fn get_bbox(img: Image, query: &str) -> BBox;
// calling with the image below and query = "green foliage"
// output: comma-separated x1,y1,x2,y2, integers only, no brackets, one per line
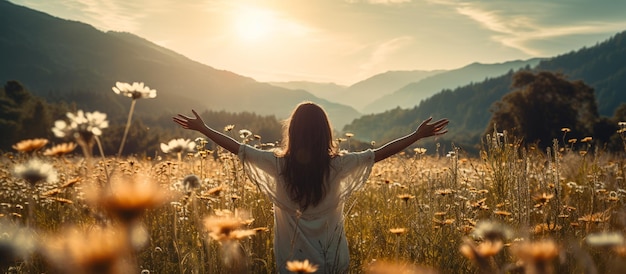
0,81,59,149
486,71,599,149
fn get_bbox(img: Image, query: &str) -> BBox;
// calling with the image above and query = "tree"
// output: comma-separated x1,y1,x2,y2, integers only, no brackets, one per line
486,71,599,149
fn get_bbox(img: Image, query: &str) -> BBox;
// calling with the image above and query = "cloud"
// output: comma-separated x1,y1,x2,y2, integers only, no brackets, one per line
345,0,412,5
359,36,413,72
450,1,626,56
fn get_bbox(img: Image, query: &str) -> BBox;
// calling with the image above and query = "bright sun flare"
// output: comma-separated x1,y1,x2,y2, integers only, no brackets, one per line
233,7,276,41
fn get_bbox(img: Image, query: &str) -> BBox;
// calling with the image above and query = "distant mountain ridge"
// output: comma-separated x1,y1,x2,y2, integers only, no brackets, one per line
362,59,543,113
271,70,444,112
0,1,360,127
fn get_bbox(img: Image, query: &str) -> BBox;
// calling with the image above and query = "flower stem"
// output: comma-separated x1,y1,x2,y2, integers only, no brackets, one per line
118,99,137,157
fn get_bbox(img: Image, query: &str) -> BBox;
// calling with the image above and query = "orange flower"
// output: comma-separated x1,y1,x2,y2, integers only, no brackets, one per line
286,259,319,273
90,175,169,224
43,142,77,156
43,226,131,274
12,138,48,152
389,228,407,235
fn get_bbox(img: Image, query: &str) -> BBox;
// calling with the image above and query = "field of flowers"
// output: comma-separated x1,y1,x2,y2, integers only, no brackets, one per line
1,82,626,273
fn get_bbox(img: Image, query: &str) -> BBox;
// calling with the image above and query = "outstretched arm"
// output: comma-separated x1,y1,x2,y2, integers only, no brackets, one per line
172,109,241,154
373,117,449,162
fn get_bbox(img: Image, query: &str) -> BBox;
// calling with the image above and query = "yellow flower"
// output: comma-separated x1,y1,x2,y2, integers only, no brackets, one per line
389,228,407,235
43,226,131,274
511,239,559,263
43,142,77,156
581,136,593,142
286,259,319,273
12,138,49,152
90,174,169,224
397,194,415,203
435,188,454,196
203,214,251,242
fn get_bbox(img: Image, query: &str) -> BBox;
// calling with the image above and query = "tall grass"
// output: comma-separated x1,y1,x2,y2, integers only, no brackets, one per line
1,125,625,273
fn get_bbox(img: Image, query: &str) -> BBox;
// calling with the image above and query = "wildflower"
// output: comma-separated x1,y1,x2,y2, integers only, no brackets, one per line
160,138,195,154
239,129,252,140
182,174,201,192
511,239,559,274
413,147,427,154
460,238,502,273
52,110,109,138
345,133,354,138
112,82,156,156
586,232,624,248
460,238,504,259
112,81,157,99
286,259,319,273
229,229,257,240
12,138,48,152
471,220,512,242
204,215,247,242
469,198,489,210
43,226,131,274
224,124,235,132
534,193,554,204
397,194,415,203
578,211,609,223
389,228,407,235
0,221,36,267
13,158,59,187
494,210,512,217
365,260,436,274
435,188,454,196
533,223,562,234
207,185,225,196
43,142,77,156
581,136,593,143
90,174,169,224
561,128,571,133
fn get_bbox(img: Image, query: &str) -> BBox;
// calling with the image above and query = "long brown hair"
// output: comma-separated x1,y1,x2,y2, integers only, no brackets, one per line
280,102,337,210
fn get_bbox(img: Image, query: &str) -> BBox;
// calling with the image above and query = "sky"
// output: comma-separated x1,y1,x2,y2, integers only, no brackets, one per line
9,0,626,85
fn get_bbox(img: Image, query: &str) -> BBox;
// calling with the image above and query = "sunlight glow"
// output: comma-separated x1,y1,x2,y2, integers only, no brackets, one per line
233,7,276,41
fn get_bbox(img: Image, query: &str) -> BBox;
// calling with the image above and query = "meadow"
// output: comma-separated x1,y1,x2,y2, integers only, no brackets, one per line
2,82,626,273
2,126,626,274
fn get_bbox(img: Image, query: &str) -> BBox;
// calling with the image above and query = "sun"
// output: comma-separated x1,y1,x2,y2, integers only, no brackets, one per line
233,7,276,41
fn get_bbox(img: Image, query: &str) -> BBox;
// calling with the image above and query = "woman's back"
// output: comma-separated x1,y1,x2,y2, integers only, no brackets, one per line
239,145,374,273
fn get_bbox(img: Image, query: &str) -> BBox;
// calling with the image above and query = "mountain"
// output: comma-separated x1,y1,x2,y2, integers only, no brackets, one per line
0,1,360,128
268,81,348,103
271,70,444,112
362,59,543,114
343,30,626,150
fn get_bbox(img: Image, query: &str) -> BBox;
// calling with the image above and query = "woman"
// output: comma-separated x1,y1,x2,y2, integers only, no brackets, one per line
173,102,448,273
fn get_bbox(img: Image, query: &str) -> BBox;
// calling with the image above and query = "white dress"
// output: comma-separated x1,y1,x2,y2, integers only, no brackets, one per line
238,144,374,273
